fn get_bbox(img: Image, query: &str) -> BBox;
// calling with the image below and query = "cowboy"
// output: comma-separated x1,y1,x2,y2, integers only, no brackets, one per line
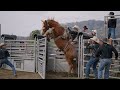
91,30,97,36
107,12,117,39
95,38,118,79
85,36,100,79
83,26,88,33
0,43,17,77
70,25,80,43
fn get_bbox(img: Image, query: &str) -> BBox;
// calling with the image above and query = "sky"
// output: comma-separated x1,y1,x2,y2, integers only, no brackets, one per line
0,11,120,36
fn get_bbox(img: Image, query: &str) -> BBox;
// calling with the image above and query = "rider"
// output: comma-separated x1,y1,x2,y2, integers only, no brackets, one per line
70,25,80,43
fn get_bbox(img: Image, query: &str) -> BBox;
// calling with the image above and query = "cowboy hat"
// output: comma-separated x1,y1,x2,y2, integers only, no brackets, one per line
0,43,6,47
73,25,79,29
101,38,110,44
83,26,88,29
109,12,114,15
90,36,100,43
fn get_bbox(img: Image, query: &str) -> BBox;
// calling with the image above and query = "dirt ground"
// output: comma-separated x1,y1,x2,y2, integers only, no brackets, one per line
3,69,118,79
0,69,80,79
0,68,42,79
46,71,81,79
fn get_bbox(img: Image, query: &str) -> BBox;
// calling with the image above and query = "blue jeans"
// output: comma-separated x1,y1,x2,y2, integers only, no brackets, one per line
108,28,116,39
0,58,16,76
85,57,99,79
98,59,112,79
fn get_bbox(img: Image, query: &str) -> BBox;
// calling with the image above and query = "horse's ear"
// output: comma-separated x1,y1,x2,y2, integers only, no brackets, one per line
45,20,47,23
41,20,44,23
51,17,54,20
48,17,50,20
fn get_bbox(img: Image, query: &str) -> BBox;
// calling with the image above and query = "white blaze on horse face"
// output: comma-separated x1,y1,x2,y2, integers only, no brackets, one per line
43,28,53,36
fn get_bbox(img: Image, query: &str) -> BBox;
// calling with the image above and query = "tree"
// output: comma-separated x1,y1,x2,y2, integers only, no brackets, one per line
29,30,41,40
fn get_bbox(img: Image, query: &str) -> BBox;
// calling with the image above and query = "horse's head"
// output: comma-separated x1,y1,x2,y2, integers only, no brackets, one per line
41,19,58,41
42,20,49,35
41,19,53,41
41,19,69,41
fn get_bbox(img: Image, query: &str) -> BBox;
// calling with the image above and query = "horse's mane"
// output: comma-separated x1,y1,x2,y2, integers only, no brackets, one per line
47,19,59,26
47,19,65,36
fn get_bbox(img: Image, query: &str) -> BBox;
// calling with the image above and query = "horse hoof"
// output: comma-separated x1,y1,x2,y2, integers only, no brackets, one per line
68,73,75,77
68,74,71,77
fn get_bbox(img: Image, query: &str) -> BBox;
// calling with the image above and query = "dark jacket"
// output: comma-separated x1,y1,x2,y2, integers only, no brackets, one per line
69,31,78,40
1,48,10,58
87,43,100,58
108,17,117,28
0,48,5,59
95,44,118,59
67,27,78,40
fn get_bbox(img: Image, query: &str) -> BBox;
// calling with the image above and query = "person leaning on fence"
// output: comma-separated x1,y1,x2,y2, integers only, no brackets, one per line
0,43,17,77
85,36,100,79
95,38,118,79
91,30,97,36
107,12,117,39
68,25,80,44
83,26,88,33
72,25,80,41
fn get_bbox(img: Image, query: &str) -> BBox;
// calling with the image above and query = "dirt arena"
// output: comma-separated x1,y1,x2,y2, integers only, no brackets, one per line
2,69,118,79
0,69,80,79
0,68,41,79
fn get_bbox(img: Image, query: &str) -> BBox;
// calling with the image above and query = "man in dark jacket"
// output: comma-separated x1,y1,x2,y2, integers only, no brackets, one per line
95,38,118,79
85,36,100,79
108,12,117,39
0,43,17,77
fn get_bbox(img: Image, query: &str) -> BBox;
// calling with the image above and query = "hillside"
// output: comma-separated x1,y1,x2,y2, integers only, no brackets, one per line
65,19,120,38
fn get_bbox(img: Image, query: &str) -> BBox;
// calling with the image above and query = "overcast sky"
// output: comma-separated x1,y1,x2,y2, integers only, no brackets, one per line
0,11,120,36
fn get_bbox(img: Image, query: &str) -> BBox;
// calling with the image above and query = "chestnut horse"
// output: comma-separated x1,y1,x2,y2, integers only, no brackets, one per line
41,19,77,75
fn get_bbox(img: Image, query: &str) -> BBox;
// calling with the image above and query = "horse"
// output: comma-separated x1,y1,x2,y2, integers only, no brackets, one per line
41,19,77,76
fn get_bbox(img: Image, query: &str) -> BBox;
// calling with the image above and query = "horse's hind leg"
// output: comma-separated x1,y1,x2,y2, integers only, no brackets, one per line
68,63,73,77
72,61,77,77
67,60,75,77
67,58,77,77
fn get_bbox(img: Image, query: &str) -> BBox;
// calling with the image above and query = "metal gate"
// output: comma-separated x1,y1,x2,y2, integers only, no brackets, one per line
3,40,36,72
36,37,47,79
79,35,120,79
77,35,83,78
